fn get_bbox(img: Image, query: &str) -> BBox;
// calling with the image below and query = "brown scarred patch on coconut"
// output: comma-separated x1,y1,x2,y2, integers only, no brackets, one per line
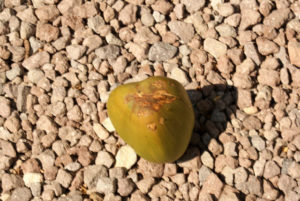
126,89,176,116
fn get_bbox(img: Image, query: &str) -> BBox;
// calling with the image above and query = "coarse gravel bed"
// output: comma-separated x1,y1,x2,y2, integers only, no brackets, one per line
0,0,300,201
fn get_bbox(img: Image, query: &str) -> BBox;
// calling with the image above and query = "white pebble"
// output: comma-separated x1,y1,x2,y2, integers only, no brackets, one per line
115,145,137,169
102,117,115,132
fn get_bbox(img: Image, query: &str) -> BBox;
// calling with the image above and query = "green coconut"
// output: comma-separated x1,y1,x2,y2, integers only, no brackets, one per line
107,76,195,163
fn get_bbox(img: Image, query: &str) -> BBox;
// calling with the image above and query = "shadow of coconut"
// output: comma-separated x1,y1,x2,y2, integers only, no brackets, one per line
176,84,238,165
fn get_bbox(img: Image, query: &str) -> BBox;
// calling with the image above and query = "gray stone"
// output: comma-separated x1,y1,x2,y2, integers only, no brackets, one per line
148,42,177,61
95,45,120,60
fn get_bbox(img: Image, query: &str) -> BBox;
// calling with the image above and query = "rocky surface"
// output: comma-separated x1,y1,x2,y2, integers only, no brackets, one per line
0,0,300,200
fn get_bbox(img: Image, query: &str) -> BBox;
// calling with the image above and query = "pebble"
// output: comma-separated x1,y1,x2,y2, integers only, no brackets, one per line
66,44,87,60
152,11,165,23
36,115,58,134
278,174,297,194
10,187,32,201
216,24,237,37
263,179,279,200
264,129,279,141
96,177,117,194
199,165,212,186
6,64,21,80
243,116,262,130
244,42,262,66
221,166,235,185
151,0,173,15
253,160,266,177
2,173,24,192
224,142,237,157
256,37,279,56
177,147,202,169
168,21,195,43
117,178,135,196
4,113,21,133
263,160,280,179
27,69,44,84
201,173,224,199
148,42,177,61
219,185,240,201
218,3,235,17
104,193,122,201
240,9,261,30
118,4,137,25
251,136,266,151
16,7,37,24
22,51,50,70
95,151,115,168
181,0,205,13
263,8,291,29
201,151,214,169
93,123,109,140
169,67,189,86
36,22,59,42
95,45,120,60
115,145,137,169
208,138,223,156
258,69,280,86
288,41,300,67
84,165,108,189
234,167,248,184
102,117,115,132
137,158,164,178
137,177,155,194
23,172,43,186
204,38,227,59
247,175,262,196
0,97,11,118
287,161,300,178
35,5,60,22
56,169,73,188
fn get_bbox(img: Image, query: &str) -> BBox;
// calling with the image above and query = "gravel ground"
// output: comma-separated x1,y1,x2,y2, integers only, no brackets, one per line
0,0,300,200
